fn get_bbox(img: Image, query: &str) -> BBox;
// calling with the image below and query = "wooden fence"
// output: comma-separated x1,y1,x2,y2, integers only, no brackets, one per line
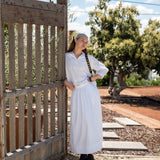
0,0,67,159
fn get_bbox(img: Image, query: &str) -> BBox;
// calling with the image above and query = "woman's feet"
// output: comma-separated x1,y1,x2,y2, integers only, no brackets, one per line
88,154,94,160
79,154,94,160
79,154,88,160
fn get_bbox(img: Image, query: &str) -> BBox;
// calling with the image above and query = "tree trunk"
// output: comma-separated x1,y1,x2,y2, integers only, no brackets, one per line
112,72,127,99
108,71,114,96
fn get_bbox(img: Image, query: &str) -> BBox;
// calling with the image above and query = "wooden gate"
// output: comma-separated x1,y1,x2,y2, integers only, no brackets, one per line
0,0,67,159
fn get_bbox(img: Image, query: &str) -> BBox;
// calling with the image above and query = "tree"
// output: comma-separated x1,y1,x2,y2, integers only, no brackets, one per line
86,0,144,99
142,19,160,76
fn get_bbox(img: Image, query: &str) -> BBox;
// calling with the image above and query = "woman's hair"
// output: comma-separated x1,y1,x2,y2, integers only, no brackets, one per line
67,33,88,54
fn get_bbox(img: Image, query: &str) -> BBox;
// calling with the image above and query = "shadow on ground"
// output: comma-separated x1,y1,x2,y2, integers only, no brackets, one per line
65,153,79,160
101,95,160,110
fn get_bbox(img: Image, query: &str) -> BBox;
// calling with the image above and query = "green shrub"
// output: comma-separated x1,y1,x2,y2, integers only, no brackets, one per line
126,73,160,86
96,74,109,86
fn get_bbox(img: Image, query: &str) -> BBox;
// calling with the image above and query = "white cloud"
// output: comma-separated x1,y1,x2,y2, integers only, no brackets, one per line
85,5,95,12
139,16,160,33
146,0,160,3
69,6,86,18
136,5,155,14
85,0,98,3
108,1,156,14
151,16,160,20
108,1,132,9
68,22,91,36
140,19,149,33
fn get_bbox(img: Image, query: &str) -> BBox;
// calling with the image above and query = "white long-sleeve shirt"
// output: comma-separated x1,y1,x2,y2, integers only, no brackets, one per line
65,51,108,87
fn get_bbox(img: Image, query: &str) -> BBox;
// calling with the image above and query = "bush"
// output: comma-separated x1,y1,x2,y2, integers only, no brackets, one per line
126,73,160,86
96,74,109,86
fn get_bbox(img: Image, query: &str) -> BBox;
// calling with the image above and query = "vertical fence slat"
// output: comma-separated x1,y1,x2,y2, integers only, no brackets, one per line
62,4,67,153
27,24,33,144
35,25,41,141
57,27,63,134
8,22,16,152
18,23,25,148
50,26,56,136
2,22,6,154
0,19,5,160
43,25,49,138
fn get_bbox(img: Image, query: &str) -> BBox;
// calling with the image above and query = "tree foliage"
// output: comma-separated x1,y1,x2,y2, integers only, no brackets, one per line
142,19,160,76
86,0,145,98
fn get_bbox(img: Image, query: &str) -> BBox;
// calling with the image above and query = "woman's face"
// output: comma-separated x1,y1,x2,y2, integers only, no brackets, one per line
75,36,88,50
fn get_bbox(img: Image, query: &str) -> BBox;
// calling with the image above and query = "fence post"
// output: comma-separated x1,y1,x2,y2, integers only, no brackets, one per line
0,0,5,159
57,0,68,156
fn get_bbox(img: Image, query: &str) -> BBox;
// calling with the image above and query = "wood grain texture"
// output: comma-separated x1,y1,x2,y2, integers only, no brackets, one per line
50,26,56,136
2,4,64,26
0,0,67,159
8,23,16,152
27,24,33,144
0,15,5,160
43,25,49,138
35,25,41,141
18,23,25,148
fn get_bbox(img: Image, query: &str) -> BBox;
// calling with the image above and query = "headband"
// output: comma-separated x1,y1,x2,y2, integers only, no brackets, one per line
74,33,88,39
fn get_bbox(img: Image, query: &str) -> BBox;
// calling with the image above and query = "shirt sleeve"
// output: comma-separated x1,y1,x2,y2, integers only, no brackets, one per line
89,55,109,79
65,54,72,83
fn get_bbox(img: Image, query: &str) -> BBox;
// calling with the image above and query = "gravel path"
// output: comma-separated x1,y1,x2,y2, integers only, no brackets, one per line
101,106,160,156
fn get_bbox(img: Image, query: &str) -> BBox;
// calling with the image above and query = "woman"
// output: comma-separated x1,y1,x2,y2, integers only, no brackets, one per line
65,33,108,160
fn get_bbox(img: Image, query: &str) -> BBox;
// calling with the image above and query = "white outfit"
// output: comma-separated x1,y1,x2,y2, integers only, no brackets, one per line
65,51,108,154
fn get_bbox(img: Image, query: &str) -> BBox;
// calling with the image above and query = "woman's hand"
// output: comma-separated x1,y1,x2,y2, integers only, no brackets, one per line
64,79,75,91
88,74,101,82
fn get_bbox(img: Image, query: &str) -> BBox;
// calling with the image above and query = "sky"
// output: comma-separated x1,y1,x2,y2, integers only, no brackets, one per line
42,0,160,37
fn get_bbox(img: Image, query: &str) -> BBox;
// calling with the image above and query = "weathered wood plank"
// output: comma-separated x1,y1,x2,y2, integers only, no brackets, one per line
50,26,56,136
43,25,49,138
35,25,41,85
5,133,64,160
8,23,16,152
24,153,30,160
18,23,25,149
0,15,5,160
27,24,33,144
47,152,65,160
64,87,68,154
57,0,68,5
35,25,41,141
57,88,63,134
1,22,7,154
27,24,32,87
57,1,67,153
4,81,63,99
2,22,5,91
2,4,65,26
63,4,68,154
57,27,64,134
1,0,64,13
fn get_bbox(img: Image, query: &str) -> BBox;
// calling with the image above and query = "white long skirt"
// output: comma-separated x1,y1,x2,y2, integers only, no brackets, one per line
70,81,103,154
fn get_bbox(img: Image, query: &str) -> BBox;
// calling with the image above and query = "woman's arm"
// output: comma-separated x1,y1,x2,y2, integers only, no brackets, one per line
89,55,109,79
64,79,75,90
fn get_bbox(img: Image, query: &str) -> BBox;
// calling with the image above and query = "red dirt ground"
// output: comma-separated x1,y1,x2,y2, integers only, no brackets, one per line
98,86,160,122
